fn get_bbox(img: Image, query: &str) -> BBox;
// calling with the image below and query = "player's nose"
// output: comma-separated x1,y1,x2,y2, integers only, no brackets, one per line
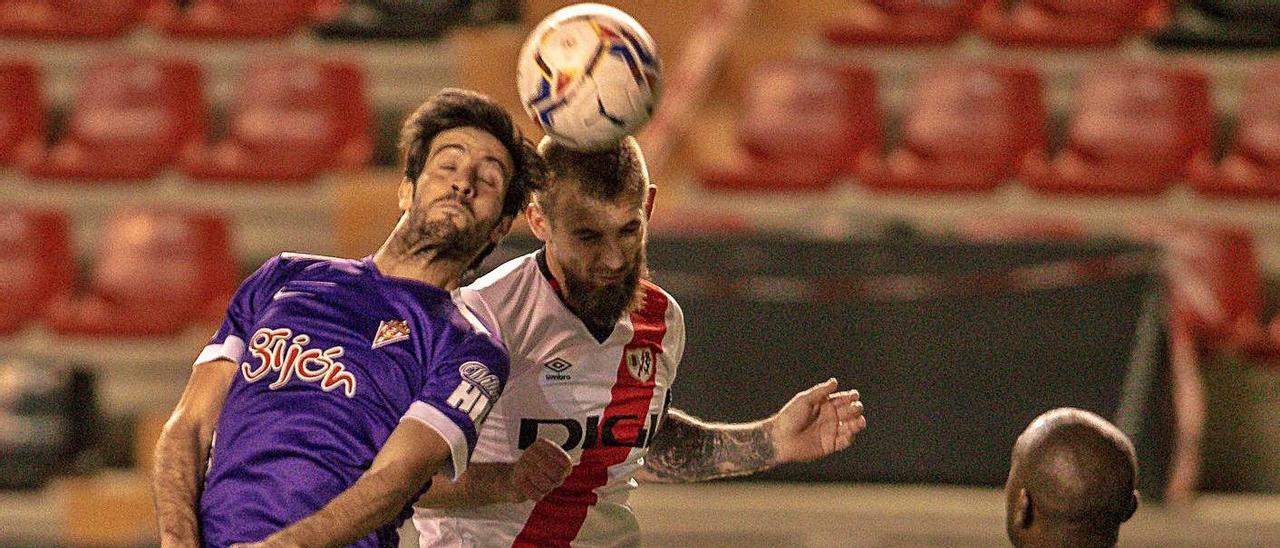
450,168,477,199
598,244,626,272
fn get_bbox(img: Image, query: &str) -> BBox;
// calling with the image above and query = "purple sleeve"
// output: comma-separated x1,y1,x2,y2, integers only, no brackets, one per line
400,333,509,480
193,255,287,367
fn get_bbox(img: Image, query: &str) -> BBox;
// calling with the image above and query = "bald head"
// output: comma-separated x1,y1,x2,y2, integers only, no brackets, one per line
1006,408,1138,548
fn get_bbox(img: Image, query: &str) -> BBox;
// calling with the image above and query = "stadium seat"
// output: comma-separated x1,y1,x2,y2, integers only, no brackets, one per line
0,62,44,166
1153,0,1280,49
860,63,1046,193
146,0,319,39
0,0,147,39
1192,65,1280,200
42,210,236,337
311,0,470,41
22,57,206,181
698,61,880,192
823,0,979,47
1023,63,1213,196
180,57,372,183
1132,223,1280,362
976,0,1169,48
0,208,72,335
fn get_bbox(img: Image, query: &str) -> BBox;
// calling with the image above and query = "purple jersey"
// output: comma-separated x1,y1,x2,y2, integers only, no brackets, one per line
195,253,508,547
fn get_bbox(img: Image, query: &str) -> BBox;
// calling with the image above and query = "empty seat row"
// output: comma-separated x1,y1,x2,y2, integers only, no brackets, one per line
825,0,1280,50
0,207,235,337
826,0,1168,48
0,0,333,40
0,0,478,41
0,55,371,182
700,60,1280,199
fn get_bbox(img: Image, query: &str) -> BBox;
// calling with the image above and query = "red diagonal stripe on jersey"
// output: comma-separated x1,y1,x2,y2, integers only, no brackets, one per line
513,282,669,547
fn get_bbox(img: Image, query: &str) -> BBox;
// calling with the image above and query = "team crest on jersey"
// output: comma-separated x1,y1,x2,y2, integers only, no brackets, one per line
241,327,356,398
372,320,411,349
625,347,656,383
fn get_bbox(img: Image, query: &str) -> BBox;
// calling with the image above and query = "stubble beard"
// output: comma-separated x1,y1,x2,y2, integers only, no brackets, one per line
397,205,494,264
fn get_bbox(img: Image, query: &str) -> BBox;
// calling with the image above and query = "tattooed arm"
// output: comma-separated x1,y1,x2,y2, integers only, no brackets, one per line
634,408,775,482
635,379,866,483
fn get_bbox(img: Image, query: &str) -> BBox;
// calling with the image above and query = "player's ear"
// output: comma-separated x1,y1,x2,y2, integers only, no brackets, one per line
527,202,549,242
1015,488,1033,529
1123,490,1139,522
397,177,415,212
643,184,656,219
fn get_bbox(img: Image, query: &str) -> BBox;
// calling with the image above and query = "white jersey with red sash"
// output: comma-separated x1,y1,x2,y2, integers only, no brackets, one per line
414,250,685,547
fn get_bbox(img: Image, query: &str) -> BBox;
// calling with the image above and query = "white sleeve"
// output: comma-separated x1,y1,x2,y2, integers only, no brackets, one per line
454,286,502,342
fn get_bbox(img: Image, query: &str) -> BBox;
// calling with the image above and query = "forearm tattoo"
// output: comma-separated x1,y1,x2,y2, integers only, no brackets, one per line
640,408,775,483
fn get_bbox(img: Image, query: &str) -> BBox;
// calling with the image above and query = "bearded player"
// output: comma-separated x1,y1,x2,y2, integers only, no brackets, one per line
151,89,551,547
412,136,867,547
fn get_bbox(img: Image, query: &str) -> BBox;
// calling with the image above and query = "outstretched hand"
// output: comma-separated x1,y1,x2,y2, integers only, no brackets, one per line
511,438,572,502
769,378,866,464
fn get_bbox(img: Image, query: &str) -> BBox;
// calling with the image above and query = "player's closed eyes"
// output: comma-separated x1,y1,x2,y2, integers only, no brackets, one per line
477,165,503,189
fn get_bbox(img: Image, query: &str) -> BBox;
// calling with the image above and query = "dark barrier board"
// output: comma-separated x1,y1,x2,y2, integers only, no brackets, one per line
477,234,1169,489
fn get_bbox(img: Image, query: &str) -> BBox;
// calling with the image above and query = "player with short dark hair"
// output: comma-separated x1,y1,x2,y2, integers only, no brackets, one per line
412,136,867,547
151,88,547,547
1005,407,1139,548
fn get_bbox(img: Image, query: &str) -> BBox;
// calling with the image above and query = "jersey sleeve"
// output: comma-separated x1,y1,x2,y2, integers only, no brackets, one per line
453,286,502,341
400,332,509,480
193,255,288,367
665,295,687,370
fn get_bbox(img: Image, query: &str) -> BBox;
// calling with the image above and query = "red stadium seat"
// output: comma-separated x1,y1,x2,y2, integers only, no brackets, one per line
1132,223,1280,363
1023,63,1213,196
699,61,880,192
824,0,979,47
22,57,206,181
0,0,147,39
976,0,1168,48
43,210,236,337
860,63,1046,193
146,0,317,39
0,208,72,335
180,57,372,183
0,62,44,166
1192,65,1280,200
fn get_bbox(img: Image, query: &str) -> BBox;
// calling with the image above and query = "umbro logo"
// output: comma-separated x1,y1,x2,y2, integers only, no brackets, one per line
543,358,572,381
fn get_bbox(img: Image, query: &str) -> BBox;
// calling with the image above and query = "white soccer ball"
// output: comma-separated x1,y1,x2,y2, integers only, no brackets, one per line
516,3,662,151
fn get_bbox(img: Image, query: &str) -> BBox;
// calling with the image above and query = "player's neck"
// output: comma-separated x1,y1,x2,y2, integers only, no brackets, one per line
370,244,468,291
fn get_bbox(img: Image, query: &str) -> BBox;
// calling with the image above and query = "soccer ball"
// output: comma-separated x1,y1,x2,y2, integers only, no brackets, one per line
516,3,662,151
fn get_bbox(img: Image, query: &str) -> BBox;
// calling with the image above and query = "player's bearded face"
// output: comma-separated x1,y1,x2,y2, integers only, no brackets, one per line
398,128,512,262
548,194,649,327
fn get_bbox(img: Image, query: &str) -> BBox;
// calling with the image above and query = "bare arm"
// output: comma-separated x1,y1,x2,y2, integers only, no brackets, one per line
416,438,571,509
152,358,238,546
635,379,865,483
245,420,450,548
